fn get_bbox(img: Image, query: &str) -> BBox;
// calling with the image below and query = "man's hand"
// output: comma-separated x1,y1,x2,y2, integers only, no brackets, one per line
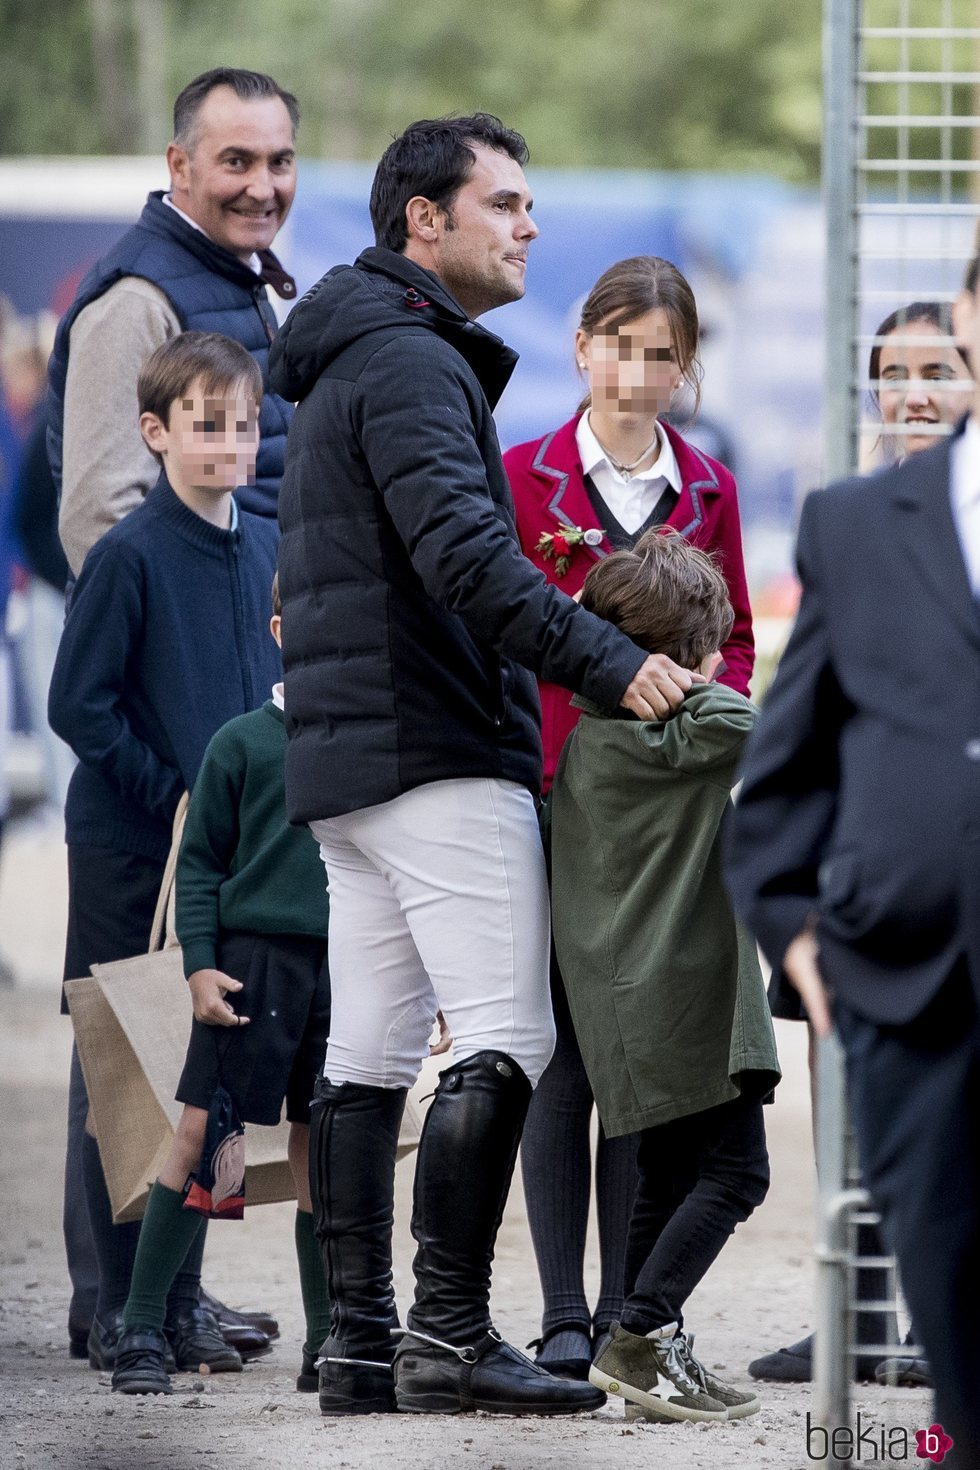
188,968,249,1027
621,654,706,720
783,926,832,1039
429,1009,452,1056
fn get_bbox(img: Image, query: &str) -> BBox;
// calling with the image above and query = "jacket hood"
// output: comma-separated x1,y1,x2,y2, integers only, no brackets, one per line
268,246,519,408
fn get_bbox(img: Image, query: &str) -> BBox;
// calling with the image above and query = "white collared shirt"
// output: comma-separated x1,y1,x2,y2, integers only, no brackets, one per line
272,681,285,711
575,413,681,535
950,414,980,594
163,193,262,276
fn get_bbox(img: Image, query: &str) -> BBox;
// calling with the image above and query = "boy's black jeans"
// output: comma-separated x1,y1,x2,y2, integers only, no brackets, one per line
620,1093,770,1336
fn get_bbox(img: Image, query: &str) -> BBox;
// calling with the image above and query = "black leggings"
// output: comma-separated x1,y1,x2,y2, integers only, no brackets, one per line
519,951,638,1335
621,1093,770,1335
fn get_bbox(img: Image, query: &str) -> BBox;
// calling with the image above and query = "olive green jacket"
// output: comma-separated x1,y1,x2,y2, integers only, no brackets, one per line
550,682,781,1139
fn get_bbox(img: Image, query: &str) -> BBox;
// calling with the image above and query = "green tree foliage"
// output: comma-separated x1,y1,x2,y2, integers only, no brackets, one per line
2,0,822,179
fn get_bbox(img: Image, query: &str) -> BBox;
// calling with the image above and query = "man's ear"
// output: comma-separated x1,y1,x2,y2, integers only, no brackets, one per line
166,140,189,196
139,410,167,456
404,195,441,244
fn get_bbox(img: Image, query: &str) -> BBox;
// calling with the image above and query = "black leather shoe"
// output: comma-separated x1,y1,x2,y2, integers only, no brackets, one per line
394,1328,606,1415
199,1287,280,1342
111,1326,172,1395
165,1305,243,1373
87,1309,126,1370
69,1326,90,1360
297,1346,319,1393
526,1321,593,1381
89,1310,177,1372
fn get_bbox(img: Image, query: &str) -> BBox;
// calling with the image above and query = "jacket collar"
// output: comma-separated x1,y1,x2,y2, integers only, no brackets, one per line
891,417,979,647
529,414,724,556
355,247,519,408
141,191,296,298
143,472,242,554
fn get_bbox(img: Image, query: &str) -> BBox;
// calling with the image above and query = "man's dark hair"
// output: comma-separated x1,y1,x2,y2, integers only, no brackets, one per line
369,113,529,253
138,331,263,425
173,68,300,148
581,528,733,671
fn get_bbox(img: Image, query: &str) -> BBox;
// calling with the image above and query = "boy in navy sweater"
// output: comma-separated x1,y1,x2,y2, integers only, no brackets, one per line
49,332,281,1375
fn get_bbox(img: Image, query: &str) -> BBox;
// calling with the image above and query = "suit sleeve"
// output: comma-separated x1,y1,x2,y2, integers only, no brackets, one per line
724,494,853,973
47,541,185,821
352,337,647,710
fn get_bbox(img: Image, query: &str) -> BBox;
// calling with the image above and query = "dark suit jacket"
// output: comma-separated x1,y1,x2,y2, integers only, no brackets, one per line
726,423,980,1026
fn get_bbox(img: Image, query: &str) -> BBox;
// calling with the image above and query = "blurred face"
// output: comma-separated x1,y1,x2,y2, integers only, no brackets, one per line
140,376,259,491
167,86,297,261
576,307,683,417
424,144,538,317
877,316,973,456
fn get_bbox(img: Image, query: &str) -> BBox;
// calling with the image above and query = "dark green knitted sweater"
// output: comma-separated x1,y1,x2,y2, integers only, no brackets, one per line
176,699,329,977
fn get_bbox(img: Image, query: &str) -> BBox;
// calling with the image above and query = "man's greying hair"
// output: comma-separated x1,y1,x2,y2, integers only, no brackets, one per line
370,113,529,254
173,68,300,148
581,529,733,672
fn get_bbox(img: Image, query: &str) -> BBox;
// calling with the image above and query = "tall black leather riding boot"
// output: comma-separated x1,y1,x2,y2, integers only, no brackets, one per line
309,1077,406,1414
395,1050,605,1415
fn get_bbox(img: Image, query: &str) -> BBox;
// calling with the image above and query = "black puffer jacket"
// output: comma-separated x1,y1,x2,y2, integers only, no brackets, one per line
270,248,646,822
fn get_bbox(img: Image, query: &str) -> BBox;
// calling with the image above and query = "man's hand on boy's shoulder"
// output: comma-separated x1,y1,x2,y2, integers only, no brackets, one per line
621,654,706,721
187,968,250,1027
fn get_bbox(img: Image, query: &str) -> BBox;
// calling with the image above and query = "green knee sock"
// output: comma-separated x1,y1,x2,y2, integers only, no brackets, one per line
295,1208,332,1355
123,1182,204,1331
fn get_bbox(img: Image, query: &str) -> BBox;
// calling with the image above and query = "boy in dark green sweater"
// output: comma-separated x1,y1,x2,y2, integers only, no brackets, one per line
551,530,780,1425
112,574,332,1396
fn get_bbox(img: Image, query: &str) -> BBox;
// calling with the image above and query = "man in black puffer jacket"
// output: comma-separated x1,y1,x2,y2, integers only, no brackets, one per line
271,114,702,1419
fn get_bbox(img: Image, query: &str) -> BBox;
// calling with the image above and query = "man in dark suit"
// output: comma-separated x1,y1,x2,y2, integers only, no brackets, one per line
726,241,980,1462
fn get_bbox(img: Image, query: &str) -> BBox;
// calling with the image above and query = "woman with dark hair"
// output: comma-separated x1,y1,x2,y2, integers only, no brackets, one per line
868,300,971,464
504,255,754,1380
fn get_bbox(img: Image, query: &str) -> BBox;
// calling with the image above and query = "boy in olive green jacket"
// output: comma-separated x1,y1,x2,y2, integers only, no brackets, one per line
550,529,780,1427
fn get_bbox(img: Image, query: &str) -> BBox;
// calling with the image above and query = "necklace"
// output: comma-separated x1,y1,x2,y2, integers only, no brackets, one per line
592,424,660,481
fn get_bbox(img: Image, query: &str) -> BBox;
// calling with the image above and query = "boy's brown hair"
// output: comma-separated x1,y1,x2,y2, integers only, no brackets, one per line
271,571,281,618
581,527,733,669
137,331,263,427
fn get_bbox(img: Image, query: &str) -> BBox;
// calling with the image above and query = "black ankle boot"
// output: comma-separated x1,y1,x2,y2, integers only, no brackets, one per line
309,1077,406,1414
396,1050,604,1415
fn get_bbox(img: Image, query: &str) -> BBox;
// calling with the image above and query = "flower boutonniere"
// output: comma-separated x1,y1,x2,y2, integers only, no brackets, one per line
535,524,604,578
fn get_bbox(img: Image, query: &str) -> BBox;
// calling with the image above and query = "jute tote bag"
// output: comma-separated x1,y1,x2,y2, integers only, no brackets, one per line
65,795,423,1223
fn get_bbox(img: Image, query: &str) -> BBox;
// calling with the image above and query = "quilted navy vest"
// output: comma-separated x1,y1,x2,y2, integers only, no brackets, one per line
47,190,294,519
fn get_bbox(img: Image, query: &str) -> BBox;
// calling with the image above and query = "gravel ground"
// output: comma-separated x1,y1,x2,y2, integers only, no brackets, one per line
0,820,930,1470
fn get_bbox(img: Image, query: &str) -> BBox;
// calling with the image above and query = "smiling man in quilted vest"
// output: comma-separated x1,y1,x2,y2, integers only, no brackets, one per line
48,64,297,1369
47,65,299,576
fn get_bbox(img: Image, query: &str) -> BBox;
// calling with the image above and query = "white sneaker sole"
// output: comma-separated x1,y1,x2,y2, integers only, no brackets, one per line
589,1365,726,1423
624,1395,760,1423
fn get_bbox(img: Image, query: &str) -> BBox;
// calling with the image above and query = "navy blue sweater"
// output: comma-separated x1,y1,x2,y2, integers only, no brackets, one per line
49,475,281,861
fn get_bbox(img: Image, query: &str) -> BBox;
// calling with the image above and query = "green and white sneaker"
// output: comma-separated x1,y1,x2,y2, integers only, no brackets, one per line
625,1330,760,1421
589,1322,726,1423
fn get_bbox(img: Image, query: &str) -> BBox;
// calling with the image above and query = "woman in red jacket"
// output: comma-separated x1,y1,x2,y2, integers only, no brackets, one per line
505,255,754,1380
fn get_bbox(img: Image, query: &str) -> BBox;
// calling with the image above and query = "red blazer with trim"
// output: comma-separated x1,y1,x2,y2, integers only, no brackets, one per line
504,414,755,792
